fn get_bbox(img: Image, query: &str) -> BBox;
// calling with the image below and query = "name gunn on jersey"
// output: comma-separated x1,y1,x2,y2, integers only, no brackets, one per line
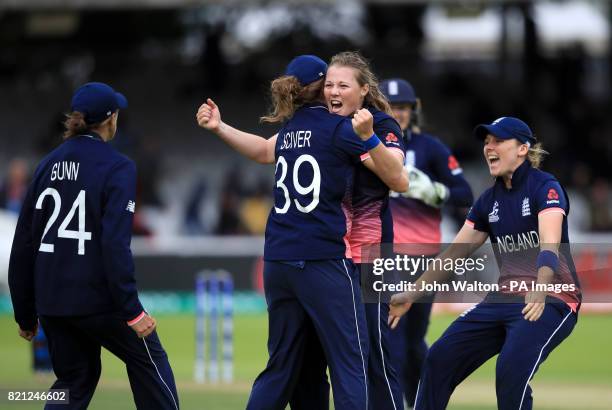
496,230,540,254
279,130,312,150
51,161,80,181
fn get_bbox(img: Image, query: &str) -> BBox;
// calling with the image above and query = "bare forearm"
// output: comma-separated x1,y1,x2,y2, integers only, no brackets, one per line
215,122,273,164
366,147,408,192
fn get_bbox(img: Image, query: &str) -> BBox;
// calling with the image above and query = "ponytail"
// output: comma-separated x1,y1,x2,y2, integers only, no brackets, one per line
527,142,548,169
261,76,323,124
63,112,89,139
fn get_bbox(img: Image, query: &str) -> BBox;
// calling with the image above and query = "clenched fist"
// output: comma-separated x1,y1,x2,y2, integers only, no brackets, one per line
196,98,222,133
352,108,375,141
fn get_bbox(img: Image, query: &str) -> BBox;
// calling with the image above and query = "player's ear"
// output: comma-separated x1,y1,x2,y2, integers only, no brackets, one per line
361,83,369,97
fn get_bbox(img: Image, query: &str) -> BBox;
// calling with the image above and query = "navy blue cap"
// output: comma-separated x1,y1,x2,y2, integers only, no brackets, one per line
380,78,417,105
285,55,327,86
474,117,536,145
71,82,128,125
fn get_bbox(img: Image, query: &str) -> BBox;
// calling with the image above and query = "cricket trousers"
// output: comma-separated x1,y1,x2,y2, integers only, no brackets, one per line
246,259,370,410
414,301,576,410
290,261,404,410
39,313,179,410
387,261,435,409
388,301,432,408
361,258,403,410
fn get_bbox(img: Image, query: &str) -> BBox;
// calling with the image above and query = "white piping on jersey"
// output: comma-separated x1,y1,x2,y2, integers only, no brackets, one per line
377,290,398,410
518,308,572,410
308,105,329,111
342,259,369,410
142,338,179,410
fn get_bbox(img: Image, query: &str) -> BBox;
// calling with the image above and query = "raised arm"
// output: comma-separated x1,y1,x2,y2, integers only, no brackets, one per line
352,108,408,192
388,222,488,328
196,98,276,164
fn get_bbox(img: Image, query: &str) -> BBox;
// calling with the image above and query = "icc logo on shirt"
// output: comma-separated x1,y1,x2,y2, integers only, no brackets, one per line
488,201,500,223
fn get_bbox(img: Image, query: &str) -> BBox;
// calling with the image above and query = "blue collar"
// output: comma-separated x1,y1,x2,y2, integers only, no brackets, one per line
79,131,104,142
496,160,531,190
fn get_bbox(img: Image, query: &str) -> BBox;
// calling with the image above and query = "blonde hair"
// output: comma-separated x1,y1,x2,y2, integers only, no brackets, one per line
329,51,392,116
261,76,324,124
527,142,548,169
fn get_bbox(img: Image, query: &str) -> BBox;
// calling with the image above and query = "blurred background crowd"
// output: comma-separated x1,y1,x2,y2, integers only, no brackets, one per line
0,0,610,240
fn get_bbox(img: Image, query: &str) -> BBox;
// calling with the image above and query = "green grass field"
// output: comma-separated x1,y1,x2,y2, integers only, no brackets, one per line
1,312,611,409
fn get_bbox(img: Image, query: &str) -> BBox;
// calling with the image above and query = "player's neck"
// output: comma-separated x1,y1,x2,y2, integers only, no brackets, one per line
90,127,113,142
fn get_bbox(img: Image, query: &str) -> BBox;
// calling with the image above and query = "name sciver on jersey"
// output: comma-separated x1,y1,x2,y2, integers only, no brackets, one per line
279,130,312,150
51,161,80,181
264,104,365,261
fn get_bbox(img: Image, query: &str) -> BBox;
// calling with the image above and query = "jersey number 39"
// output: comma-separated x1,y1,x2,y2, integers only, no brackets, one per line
275,154,321,214
35,188,92,255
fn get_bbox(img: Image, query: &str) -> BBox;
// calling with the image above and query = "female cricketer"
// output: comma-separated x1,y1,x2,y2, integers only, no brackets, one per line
293,51,408,410
8,82,179,410
196,55,407,410
380,77,473,408
389,116,580,410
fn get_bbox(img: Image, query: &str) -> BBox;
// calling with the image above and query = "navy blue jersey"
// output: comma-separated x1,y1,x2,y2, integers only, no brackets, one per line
349,107,404,263
466,160,580,309
390,131,473,246
263,103,364,260
9,133,143,330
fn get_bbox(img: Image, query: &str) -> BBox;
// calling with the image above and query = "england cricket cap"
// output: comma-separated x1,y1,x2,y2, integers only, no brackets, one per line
285,55,327,86
71,82,128,125
380,78,417,105
474,117,536,146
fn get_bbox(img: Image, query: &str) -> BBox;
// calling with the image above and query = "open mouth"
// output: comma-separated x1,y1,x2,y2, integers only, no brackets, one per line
330,100,343,114
488,155,500,166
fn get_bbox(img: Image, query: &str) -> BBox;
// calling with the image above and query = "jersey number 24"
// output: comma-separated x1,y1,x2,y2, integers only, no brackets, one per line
35,188,92,255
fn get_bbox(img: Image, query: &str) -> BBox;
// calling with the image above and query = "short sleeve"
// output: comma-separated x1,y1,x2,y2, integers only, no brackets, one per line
535,180,568,216
333,118,366,157
360,117,404,162
465,194,489,232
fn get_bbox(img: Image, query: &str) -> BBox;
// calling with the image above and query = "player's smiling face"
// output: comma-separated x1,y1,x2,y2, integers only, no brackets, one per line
483,134,528,178
324,65,369,116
